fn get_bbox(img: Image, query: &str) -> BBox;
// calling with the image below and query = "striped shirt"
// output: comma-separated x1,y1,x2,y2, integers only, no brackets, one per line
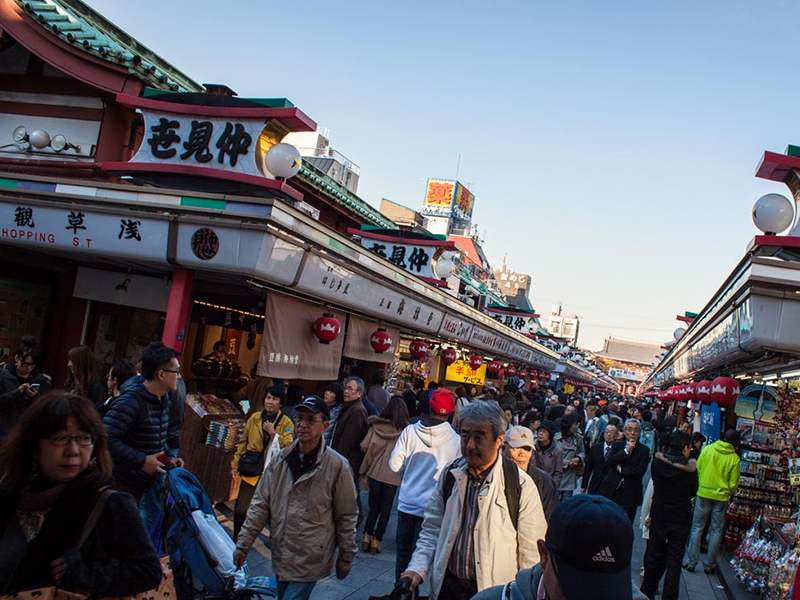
447,468,487,581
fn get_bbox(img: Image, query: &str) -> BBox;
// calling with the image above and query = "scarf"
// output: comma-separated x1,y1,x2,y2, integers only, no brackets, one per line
16,480,67,542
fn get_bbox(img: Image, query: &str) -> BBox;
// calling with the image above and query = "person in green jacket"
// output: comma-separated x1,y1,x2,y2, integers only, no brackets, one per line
683,429,741,573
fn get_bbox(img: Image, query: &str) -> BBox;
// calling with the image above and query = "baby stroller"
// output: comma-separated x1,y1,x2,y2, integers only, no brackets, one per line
152,468,274,600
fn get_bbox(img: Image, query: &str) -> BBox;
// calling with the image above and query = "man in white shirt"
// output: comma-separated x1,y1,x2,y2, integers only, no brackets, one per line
389,388,461,580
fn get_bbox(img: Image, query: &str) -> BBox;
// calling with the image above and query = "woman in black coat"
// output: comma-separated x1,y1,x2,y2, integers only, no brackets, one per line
0,391,161,597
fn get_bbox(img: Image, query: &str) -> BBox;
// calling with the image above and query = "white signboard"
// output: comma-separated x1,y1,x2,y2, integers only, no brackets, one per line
132,110,267,179
173,223,304,285
438,313,474,342
0,201,168,263
358,238,439,281
470,325,512,355
609,367,647,381
484,308,539,334
296,253,445,333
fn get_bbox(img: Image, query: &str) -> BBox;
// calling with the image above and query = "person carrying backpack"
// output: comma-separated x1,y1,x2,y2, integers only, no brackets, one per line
400,401,547,600
639,410,657,457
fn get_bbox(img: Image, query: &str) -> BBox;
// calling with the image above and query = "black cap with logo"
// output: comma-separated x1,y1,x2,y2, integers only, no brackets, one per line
545,494,633,600
295,395,331,420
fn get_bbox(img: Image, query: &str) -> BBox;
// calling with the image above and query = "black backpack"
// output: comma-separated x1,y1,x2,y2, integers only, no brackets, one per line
441,456,522,530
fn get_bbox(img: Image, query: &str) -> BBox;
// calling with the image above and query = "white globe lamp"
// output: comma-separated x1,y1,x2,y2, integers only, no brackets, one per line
752,193,794,235
29,129,50,150
434,255,455,279
673,327,686,340
265,143,301,179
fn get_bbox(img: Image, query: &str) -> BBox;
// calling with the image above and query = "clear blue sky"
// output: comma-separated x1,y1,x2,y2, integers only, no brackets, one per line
90,0,798,350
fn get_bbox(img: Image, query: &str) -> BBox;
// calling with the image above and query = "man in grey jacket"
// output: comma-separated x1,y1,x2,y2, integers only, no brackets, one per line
234,396,358,600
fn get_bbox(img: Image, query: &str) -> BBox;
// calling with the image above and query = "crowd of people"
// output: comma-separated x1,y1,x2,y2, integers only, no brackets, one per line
0,336,742,600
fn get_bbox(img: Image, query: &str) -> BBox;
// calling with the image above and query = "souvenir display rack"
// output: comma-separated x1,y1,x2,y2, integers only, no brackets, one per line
180,393,244,503
731,517,799,599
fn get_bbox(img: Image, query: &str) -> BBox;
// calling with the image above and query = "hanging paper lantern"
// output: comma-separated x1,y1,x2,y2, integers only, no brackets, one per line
469,355,483,371
313,313,341,344
696,379,713,403
685,381,698,401
666,387,675,400
487,360,501,374
506,365,517,378
370,328,393,354
441,347,458,366
409,340,429,360
518,368,528,379
710,377,739,407
674,385,687,401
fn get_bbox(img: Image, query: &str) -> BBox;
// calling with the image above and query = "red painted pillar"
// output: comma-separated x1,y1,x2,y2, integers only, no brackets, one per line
162,268,194,353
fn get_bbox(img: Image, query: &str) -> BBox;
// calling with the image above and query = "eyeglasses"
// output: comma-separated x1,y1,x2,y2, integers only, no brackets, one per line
161,369,182,376
295,414,323,425
45,434,96,446
344,386,360,392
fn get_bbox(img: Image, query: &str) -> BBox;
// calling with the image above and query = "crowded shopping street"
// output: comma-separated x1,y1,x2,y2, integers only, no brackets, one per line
3,1,800,600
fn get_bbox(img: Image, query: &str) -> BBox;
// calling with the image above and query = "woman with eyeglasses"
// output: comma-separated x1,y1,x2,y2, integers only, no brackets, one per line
0,336,50,441
231,385,294,541
0,391,161,597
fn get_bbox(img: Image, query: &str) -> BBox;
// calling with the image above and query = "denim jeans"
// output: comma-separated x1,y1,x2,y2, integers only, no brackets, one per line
365,477,398,541
685,496,728,569
395,510,425,581
276,581,316,600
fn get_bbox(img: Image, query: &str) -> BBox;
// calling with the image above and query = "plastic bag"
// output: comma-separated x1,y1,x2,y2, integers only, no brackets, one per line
190,510,248,590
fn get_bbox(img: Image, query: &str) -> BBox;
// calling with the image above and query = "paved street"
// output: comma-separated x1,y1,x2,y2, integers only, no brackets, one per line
219,491,730,600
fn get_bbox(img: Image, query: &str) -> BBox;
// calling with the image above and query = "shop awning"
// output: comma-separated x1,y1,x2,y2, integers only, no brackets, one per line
0,172,562,368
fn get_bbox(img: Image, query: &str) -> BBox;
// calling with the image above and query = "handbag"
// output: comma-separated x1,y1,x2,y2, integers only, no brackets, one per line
1,490,175,600
368,580,428,600
238,413,272,477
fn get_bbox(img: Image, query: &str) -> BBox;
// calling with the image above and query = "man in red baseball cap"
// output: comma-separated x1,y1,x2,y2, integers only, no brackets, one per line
389,386,461,581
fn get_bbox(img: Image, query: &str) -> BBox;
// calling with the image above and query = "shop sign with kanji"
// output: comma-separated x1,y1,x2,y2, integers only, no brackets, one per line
0,202,169,263
130,110,266,178
420,178,476,220
445,360,487,386
484,307,540,335
349,228,457,287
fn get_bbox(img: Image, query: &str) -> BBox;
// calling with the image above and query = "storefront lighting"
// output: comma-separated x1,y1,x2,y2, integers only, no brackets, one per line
265,143,301,179
6,126,82,154
752,193,794,235
761,373,779,381
780,368,800,378
193,300,264,319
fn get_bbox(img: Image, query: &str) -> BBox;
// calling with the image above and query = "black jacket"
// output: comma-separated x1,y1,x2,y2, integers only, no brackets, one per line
581,440,614,494
103,376,171,493
0,480,161,597
650,452,698,526
525,464,559,522
0,362,49,439
597,440,651,507
331,400,368,474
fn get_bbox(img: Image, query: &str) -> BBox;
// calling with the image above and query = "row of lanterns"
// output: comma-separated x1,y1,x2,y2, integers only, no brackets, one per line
656,377,739,407
313,314,551,381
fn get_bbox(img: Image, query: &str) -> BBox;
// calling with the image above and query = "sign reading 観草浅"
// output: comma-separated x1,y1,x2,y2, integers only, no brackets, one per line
131,111,266,179
0,201,169,263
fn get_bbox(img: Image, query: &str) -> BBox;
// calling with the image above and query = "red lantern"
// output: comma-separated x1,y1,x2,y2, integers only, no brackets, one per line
409,341,429,360
666,387,675,400
696,380,713,403
469,355,483,371
370,329,393,354
441,348,458,366
488,360,501,374
506,365,517,378
518,368,528,379
313,313,341,344
685,382,698,401
710,377,739,407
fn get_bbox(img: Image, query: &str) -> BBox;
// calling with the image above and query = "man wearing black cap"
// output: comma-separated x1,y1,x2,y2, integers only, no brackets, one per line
471,495,648,600
234,396,358,600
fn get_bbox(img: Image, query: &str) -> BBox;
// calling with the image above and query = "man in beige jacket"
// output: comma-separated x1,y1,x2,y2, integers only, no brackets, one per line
234,396,358,600
401,401,548,600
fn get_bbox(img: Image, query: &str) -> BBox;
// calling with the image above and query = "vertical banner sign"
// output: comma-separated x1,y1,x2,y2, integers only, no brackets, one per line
700,402,721,443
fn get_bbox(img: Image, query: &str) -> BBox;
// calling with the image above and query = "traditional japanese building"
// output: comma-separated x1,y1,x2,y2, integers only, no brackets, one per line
594,337,661,396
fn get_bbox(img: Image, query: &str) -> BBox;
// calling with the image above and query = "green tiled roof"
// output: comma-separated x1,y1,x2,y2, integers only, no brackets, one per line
298,161,396,229
17,0,203,92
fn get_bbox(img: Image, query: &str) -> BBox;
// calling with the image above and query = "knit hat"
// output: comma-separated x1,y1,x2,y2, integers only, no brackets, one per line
429,388,455,415
538,420,557,437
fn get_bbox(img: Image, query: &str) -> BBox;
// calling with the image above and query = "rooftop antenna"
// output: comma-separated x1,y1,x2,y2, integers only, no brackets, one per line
455,152,461,180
